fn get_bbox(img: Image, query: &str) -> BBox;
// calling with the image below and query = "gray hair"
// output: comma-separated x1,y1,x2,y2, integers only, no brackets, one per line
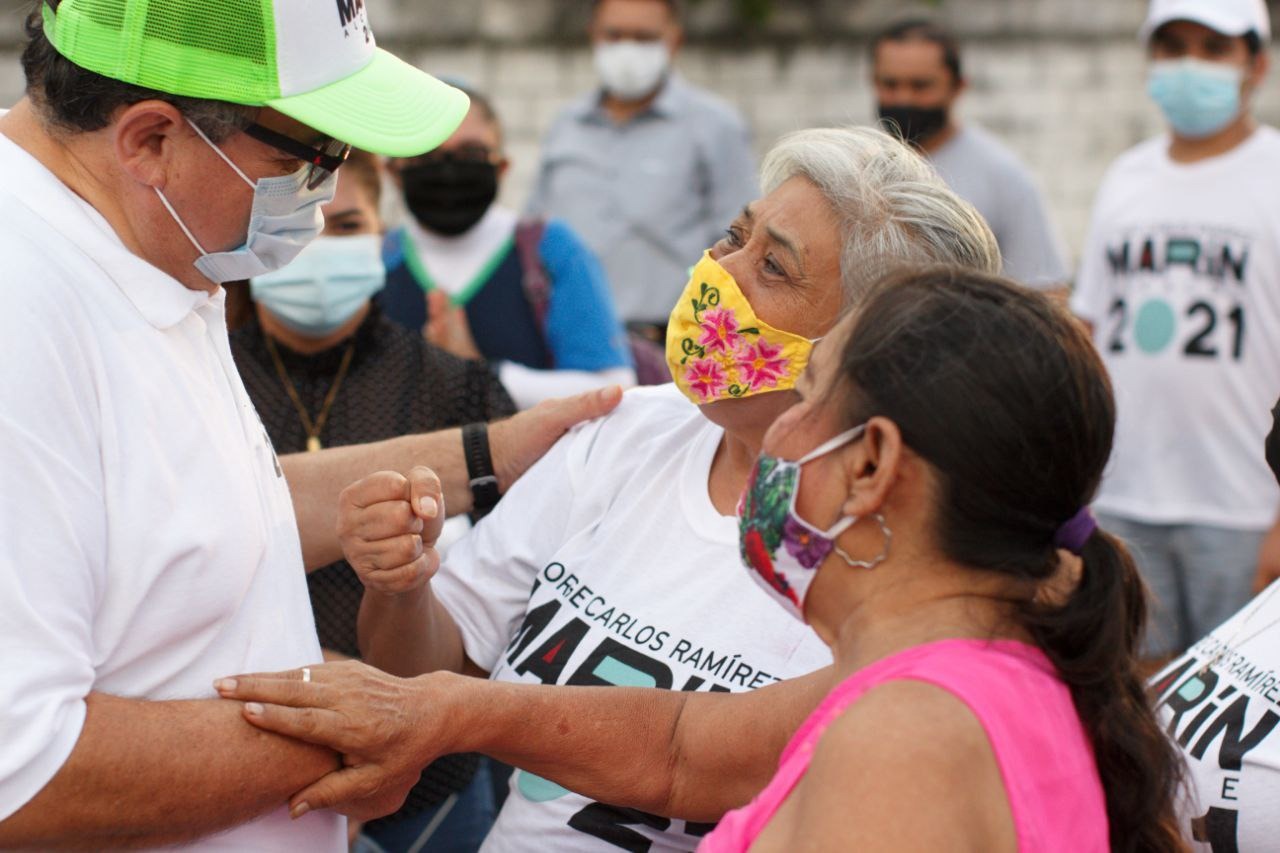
21,7,253,142
759,126,1001,301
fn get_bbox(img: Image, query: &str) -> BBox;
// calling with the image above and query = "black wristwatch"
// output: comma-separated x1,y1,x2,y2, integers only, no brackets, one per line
462,422,500,517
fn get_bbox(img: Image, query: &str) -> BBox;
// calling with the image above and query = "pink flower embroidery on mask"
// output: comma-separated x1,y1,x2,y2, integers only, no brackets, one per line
685,358,728,401
698,308,742,354
738,339,790,391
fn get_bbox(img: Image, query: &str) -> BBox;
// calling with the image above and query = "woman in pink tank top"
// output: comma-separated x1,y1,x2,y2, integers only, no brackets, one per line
214,266,1188,851
702,268,1187,852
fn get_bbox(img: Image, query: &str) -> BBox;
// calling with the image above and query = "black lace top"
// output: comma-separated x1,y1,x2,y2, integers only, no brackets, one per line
230,305,515,818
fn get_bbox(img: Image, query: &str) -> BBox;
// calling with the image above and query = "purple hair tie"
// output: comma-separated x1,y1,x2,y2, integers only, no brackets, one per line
1053,507,1097,555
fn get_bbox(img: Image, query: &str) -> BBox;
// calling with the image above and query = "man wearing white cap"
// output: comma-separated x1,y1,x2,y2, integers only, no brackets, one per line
0,1,616,849
1072,0,1280,666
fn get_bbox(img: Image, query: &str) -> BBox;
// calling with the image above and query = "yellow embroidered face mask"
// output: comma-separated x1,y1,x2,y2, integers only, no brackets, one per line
666,252,814,405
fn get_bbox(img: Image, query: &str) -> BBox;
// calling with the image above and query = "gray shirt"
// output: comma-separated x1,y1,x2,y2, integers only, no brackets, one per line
930,125,1069,289
528,75,758,323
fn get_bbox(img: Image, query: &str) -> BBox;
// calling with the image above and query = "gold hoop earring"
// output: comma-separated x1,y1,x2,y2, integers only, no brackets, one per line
833,513,892,570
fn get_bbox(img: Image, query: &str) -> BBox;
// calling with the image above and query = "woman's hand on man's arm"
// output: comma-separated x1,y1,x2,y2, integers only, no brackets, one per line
215,663,466,822
215,663,837,824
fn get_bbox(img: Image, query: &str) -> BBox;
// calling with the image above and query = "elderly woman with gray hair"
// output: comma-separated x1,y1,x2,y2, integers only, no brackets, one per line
216,126,1001,851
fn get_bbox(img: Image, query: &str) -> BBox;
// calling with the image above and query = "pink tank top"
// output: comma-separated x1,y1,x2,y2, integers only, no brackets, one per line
700,638,1108,852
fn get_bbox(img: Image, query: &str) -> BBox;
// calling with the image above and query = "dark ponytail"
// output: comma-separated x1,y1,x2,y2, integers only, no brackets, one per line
838,267,1185,852
1022,530,1186,852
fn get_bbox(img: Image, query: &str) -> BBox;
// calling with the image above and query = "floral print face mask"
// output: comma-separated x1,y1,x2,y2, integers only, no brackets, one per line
738,425,866,621
666,252,815,405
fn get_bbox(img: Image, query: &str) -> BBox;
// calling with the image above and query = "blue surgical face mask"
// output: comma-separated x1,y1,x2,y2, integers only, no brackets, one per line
1147,58,1245,139
156,120,337,284
250,234,386,337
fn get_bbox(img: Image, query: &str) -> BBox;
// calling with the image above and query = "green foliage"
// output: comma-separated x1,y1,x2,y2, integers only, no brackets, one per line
730,0,775,24
688,0,775,26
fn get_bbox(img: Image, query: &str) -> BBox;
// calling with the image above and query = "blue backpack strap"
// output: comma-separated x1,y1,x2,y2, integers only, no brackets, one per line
512,218,671,384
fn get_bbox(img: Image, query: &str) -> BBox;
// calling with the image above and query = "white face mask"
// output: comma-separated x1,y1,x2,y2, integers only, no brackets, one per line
250,234,386,337
156,120,337,284
593,40,671,101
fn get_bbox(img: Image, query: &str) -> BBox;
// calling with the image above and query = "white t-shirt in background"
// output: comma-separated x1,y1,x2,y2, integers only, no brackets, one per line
0,131,342,850
1152,581,1280,851
1072,128,1280,530
434,385,832,853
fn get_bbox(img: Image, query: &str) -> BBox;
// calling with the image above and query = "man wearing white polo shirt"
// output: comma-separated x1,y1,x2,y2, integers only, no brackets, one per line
0,1,616,849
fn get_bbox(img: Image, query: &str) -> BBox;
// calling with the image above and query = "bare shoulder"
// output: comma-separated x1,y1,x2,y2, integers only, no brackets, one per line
778,679,1015,852
819,678,993,769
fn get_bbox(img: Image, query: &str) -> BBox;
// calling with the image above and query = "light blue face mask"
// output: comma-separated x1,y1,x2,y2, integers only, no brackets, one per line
1147,58,1245,139
156,120,337,284
250,234,386,337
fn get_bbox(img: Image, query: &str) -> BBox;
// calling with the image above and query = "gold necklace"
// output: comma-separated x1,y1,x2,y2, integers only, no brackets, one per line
263,332,357,453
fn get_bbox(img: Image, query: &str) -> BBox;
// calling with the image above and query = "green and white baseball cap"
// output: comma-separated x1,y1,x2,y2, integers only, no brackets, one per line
41,0,469,157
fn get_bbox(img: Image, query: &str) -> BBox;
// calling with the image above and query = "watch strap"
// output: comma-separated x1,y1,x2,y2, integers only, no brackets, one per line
462,422,500,515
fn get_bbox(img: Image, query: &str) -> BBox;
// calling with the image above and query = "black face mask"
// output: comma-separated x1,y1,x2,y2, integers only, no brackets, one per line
400,158,499,237
877,104,949,147
1267,399,1280,486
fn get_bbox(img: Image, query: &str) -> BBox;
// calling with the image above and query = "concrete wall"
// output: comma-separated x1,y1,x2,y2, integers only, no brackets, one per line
3,0,1279,266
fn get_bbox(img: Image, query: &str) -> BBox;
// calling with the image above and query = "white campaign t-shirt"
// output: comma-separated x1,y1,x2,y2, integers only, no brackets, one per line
1152,581,1280,851
433,385,832,853
0,130,342,850
1072,129,1280,529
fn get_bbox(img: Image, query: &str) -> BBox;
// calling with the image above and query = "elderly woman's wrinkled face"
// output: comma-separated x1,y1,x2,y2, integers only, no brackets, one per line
691,178,849,432
695,176,846,433
710,176,846,342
